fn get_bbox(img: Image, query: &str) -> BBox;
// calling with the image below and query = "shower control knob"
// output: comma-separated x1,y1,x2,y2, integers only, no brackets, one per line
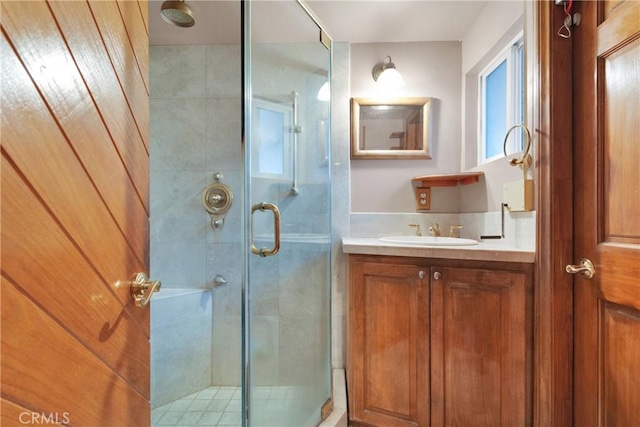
208,193,223,203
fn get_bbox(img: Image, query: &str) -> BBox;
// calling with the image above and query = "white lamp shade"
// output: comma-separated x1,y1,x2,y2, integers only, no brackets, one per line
317,81,330,101
376,67,404,88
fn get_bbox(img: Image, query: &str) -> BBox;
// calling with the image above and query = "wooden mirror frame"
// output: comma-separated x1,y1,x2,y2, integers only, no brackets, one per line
350,97,432,160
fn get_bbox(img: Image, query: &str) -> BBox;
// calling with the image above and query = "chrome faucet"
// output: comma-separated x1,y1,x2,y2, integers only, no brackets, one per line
408,224,422,236
428,223,440,237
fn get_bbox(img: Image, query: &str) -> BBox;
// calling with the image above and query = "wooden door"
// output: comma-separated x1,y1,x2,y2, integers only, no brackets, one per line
1,1,151,426
348,256,429,427
573,0,640,425
430,266,533,426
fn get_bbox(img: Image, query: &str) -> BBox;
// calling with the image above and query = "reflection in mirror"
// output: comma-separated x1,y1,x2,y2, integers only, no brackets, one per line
351,97,431,160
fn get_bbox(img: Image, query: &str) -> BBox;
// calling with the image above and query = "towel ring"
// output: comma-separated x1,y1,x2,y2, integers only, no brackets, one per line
503,124,532,168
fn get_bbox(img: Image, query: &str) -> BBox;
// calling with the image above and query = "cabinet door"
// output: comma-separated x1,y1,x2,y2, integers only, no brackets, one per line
430,267,532,426
348,260,429,427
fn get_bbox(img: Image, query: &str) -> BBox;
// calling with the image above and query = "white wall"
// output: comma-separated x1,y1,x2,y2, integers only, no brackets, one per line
461,1,523,75
350,42,462,212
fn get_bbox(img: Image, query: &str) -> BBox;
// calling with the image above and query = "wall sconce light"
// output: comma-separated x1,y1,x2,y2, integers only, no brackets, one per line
372,56,404,88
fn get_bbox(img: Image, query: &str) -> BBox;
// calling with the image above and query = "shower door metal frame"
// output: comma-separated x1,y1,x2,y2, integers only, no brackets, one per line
241,1,333,425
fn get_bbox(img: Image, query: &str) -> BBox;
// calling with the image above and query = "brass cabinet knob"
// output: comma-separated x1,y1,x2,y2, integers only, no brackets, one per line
130,272,161,307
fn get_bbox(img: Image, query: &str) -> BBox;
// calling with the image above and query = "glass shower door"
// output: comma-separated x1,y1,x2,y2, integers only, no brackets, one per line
243,1,332,425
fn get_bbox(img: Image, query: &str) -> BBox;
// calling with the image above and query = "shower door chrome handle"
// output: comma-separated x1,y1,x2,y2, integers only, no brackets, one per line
251,202,280,257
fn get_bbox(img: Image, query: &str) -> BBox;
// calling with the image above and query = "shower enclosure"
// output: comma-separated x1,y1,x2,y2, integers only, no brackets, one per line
149,1,332,425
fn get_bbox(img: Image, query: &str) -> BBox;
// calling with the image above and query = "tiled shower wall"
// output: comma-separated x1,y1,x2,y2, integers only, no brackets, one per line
246,41,332,400
150,42,333,406
151,289,212,408
149,44,244,404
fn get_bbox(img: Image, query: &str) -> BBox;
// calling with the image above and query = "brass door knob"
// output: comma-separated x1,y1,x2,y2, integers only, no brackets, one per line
565,258,595,279
130,272,161,307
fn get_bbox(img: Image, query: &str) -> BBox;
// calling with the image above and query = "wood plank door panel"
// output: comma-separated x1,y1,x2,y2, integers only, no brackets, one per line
348,258,429,427
1,157,150,394
88,0,150,149
430,267,532,426
1,399,37,426
2,1,150,261
573,0,640,425
50,0,151,211
1,1,150,425
2,278,148,426
115,0,150,94
0,33,148,326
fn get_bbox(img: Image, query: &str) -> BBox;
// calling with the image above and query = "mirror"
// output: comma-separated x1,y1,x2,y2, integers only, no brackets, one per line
350,97,432,160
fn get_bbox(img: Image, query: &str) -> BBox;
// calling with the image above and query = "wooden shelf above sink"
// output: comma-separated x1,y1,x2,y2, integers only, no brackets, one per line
411,172,484,187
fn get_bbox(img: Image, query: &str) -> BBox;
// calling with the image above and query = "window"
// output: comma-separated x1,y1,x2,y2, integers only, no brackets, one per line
478,33,524,164
252,98,292,178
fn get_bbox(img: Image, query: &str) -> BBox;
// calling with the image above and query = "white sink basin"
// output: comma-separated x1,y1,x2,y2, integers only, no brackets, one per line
378,236,479,246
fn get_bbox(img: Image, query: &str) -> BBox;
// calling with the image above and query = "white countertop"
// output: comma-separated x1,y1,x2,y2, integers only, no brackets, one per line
342,237,535,264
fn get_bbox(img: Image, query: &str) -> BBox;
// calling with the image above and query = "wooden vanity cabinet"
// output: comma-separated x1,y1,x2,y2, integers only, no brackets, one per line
347,255,533,427
348,258,430,427
430,265,533,426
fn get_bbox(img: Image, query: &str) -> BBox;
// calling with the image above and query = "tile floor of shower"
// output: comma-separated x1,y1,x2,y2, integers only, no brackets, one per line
152,385,316,426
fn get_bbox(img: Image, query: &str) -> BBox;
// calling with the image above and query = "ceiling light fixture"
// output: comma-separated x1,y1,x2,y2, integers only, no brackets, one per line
372,56,404,88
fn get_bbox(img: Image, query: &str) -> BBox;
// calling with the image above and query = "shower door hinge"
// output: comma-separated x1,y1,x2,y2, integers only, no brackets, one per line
320,397,332,421
320,29,330,50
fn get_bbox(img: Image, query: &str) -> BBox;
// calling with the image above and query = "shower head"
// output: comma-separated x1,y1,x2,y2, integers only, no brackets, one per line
160,0,195,28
